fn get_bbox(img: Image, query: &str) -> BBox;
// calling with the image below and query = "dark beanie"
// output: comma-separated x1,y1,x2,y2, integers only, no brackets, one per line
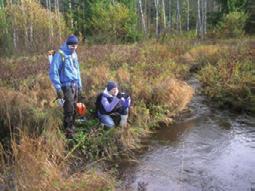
66,35,78,45
107,81,118,91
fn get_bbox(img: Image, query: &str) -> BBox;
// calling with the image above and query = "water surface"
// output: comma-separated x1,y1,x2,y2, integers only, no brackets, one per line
120,78,255,191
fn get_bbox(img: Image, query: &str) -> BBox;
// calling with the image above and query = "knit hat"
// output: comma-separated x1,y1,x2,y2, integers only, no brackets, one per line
106,81,118,91
66,35,78,45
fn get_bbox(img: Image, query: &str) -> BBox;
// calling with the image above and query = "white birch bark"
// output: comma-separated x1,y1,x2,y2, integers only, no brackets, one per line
154,0,159,37
138,0,147,34
162,0,166,29
176,0,181,32
13,22,17,49
168,0,172,30
10,0,17,49
197,0,202,38
69,0,74,28
21,0,29,49
204,0,207,34
28,0,33,47
187,0,190,31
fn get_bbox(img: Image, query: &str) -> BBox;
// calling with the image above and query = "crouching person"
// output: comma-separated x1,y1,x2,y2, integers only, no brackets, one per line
96,81,131,128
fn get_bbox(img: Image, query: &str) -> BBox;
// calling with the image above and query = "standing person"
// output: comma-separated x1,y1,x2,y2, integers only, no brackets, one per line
96,81,131,128
49,34,82,138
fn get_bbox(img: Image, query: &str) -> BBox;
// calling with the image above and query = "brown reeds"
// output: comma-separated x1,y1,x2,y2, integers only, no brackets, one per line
152,78,194,115
9,127,114,191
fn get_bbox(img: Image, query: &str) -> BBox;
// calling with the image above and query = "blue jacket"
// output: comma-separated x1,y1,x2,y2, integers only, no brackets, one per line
98,89,131,116
99,90,120,114
49,42,82,91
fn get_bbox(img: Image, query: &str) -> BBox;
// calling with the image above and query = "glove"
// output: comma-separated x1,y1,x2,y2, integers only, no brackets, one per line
57,90,64,99
120,97,131,109
125,97,131,108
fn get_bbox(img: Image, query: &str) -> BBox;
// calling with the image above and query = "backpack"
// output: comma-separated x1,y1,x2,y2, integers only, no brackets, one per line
48,49,65,65
95,93,104,116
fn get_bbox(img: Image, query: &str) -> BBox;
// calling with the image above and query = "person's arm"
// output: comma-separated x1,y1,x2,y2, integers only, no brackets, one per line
49,53,62,92
101,96,120,112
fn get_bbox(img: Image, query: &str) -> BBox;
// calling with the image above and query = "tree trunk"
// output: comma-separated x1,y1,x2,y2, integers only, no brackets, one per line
162,0,166,29
69,0,74,28
154,0,159,37
176,0,181,32
203,0,207,34
197,0,202,38
168,0,172,30
21,0,29,50
13,26,17,49
138,0,147,34
146,0,151,34
186,0,190,31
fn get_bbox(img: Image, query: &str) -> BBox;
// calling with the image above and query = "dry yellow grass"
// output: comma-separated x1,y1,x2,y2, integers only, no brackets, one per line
181,45,222,64
10,128,114,191
0,87,37,130
0,41,196,190
152,78,194,115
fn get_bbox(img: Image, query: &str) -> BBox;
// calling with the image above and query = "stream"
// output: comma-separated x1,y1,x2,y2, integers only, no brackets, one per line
118,77,255,191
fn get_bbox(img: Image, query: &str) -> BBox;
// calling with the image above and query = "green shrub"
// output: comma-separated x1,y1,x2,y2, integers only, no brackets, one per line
88,2,140,43
198,58,255,113
215,11,248,38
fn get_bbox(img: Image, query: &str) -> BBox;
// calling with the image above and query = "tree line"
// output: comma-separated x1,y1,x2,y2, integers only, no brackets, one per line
0,0,254,55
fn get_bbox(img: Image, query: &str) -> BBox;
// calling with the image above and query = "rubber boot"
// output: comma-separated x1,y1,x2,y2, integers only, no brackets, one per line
120,115,128,127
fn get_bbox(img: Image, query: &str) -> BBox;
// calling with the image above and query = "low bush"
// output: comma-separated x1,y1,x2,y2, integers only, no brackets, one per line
214,11,248,38
198,45,255,113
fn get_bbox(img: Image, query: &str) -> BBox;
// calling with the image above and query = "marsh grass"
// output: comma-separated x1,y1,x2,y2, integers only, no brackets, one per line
0,40,195,190
197,40,255,112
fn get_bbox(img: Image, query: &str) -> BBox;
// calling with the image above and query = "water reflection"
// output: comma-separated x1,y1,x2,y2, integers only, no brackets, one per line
120,79,255,191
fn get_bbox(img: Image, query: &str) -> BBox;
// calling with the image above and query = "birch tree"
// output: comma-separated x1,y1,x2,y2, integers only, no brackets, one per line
154,0,159,37
176,0,181,32
138,0,147,34
69,0,74,28
186,0,190,31
168,0,172,30
197,0,202,37
203,0,207,34
196,0,207,38
21,0,29,49
162,0,166,29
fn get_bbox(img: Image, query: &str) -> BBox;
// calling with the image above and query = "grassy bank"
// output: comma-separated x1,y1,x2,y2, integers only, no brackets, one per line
0,40,194,190
1,37,254,190
194,38,255,113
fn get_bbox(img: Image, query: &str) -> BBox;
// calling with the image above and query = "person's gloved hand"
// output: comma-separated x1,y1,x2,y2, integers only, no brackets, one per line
57,90,64,99
124,96,131,108
120,96,131,109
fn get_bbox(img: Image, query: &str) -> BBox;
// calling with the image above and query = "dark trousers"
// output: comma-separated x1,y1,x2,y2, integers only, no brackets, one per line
62,85,78,137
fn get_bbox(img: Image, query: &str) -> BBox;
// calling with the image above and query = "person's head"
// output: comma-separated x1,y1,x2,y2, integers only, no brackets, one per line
66,35,78,52
106,81,118,96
